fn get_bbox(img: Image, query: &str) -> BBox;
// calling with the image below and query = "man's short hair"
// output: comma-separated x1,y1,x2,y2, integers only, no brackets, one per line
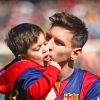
49,12,88,48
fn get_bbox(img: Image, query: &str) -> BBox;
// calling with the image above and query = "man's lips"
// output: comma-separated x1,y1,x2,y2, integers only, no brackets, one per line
43,55,51,62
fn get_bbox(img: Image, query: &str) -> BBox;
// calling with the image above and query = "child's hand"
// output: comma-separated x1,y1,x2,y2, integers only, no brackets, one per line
50,61,61,70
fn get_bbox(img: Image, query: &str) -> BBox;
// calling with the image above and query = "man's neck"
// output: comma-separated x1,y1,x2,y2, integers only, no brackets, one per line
57,61,74,81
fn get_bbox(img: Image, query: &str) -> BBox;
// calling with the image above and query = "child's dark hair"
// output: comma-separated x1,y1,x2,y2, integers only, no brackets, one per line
49,12,88,48
6,23,44,57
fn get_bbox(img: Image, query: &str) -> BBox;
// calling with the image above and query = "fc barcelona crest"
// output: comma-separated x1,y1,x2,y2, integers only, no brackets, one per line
63,93,79,100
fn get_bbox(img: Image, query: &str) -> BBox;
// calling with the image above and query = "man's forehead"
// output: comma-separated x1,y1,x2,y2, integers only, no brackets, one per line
47,27,73,37
49,26,72,33
46,27,74,44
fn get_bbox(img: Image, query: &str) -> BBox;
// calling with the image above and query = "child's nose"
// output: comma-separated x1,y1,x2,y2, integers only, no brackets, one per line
42,44,49,54
42,38,54,54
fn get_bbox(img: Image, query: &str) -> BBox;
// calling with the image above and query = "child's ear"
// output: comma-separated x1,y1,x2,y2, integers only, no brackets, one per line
18,54,26,59
71,48,82,60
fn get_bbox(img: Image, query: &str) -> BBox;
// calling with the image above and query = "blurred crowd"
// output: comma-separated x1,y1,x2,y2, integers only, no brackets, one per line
0,0,100,40
0,0,100,74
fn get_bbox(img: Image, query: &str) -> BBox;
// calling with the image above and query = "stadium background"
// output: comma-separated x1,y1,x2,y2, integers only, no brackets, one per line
0,0,100,99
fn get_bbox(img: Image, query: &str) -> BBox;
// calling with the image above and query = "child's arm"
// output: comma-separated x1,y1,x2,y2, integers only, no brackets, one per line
26,61,61,100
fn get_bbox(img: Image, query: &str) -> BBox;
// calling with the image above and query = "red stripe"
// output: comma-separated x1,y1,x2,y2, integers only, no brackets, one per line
54,80,69,100
79,71,99,99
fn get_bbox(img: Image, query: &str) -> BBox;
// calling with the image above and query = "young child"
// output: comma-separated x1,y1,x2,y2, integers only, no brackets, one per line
0,23,61,100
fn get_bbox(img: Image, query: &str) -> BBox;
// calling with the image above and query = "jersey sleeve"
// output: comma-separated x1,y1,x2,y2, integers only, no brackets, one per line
85,78,100,100
16,65,60,100
27,65,60,100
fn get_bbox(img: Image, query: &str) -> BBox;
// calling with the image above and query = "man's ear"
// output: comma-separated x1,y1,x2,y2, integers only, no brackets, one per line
71,48,82,60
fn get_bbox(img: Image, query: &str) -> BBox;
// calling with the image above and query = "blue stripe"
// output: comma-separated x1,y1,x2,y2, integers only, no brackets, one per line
15,67,43,91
